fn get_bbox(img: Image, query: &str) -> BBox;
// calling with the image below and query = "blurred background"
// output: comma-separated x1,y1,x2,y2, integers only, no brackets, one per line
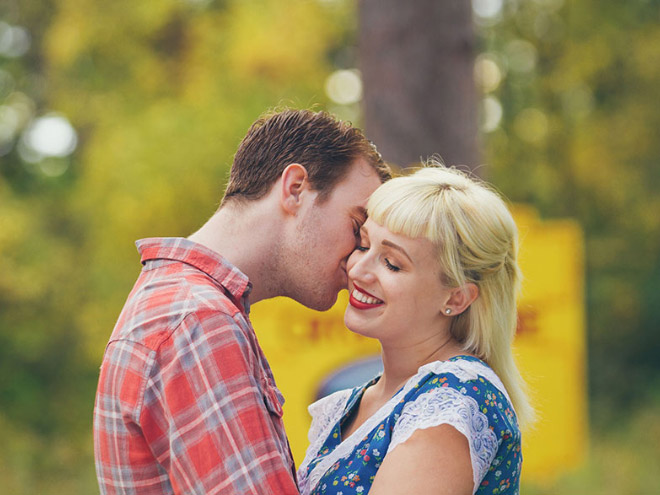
1,0,659,493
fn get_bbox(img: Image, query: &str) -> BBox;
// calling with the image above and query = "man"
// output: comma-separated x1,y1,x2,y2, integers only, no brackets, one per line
94,109,391,494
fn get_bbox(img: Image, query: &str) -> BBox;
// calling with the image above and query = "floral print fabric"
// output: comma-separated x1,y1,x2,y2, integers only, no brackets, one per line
298,356,522,495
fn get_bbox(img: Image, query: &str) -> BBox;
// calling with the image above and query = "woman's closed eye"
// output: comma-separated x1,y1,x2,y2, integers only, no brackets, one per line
384,258,401,272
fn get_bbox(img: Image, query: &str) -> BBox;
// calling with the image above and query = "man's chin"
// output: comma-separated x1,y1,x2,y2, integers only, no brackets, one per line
297,292,338,312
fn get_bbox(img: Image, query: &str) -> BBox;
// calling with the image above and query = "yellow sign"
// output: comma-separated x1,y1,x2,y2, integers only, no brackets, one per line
250,206,587,484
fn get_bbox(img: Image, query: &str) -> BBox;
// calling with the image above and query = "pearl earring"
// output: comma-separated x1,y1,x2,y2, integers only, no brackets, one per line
444,308,452,315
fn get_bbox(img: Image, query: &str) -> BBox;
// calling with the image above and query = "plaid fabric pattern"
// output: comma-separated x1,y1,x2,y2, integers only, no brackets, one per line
94,238,298,494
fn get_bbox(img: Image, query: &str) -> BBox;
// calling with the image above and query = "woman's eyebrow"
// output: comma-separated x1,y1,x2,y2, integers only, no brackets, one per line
381,239,413,263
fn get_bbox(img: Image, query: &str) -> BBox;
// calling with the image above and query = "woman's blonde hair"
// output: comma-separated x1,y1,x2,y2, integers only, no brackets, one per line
368,164,533,426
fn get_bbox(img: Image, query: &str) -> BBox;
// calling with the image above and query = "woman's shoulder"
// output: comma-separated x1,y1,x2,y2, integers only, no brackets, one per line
391,357,520,489
412,356,510,399
403,356,518,429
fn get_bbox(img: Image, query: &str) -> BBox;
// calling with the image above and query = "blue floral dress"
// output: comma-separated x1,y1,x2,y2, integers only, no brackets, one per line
297,356,521,495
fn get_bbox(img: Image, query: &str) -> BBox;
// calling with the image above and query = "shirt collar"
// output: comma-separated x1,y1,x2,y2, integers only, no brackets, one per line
136,237,252,308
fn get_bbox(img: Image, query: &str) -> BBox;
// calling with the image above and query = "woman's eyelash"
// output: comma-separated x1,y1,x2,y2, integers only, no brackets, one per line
385,258,401,272
353,247,400,271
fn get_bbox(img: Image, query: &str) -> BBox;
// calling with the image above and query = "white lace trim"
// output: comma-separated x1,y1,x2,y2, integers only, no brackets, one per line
416,359,514,410
298,358,511,495
297,389,352,495
387,387,499,494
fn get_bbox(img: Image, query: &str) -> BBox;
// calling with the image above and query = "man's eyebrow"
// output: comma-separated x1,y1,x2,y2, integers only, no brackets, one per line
381,239,413,264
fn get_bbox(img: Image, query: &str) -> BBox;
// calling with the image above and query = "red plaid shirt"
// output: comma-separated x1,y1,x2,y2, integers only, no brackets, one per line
94,238,299,494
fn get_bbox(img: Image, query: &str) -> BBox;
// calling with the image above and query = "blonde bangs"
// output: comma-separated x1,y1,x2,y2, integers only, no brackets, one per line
367,180,437,240
366,168,469,287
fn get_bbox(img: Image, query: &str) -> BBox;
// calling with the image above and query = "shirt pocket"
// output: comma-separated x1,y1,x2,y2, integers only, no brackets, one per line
260,377,297,476
260,377,285,418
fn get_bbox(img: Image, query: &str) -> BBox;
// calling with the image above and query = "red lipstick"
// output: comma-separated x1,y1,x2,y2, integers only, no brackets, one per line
349,284,384,310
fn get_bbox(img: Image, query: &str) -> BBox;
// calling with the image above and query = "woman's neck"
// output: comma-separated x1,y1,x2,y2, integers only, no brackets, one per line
374,335,468,400
342,335,470,440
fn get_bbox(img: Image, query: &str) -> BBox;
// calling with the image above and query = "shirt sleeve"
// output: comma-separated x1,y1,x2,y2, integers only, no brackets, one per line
139,310,299,495
388,376,500,492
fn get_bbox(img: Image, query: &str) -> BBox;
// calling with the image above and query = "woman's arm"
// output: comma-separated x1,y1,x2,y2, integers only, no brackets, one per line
368,424,473,495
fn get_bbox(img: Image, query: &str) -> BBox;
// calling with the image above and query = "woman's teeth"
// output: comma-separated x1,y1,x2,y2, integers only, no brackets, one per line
352,289,383,305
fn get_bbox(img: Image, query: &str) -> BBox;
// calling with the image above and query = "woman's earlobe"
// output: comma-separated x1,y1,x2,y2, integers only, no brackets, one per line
445,283,479,316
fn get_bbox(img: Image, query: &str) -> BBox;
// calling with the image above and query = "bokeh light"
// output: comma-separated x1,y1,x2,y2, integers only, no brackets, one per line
475,53,504,93
472,0,504,25
472,0,503,19
325,69,363,105
480,96,503,132
19,113,77,164
0,22,31,58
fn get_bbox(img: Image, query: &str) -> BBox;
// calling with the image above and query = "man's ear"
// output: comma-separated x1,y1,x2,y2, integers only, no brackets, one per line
280,163,310,215
443,283,479,316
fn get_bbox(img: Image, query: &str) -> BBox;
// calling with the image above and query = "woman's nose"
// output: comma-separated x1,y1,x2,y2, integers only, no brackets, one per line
347,251,375,283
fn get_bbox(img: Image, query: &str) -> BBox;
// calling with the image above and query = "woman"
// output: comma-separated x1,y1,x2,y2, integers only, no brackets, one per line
297,166,533,495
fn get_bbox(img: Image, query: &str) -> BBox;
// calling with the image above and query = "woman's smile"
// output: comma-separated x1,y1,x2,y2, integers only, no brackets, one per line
349,283,385,309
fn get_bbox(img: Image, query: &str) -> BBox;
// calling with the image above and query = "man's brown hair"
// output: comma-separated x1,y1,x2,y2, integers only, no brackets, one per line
222,109,391,205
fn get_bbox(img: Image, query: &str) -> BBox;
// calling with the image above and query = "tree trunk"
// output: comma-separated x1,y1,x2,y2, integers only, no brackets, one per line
359,0,480,173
